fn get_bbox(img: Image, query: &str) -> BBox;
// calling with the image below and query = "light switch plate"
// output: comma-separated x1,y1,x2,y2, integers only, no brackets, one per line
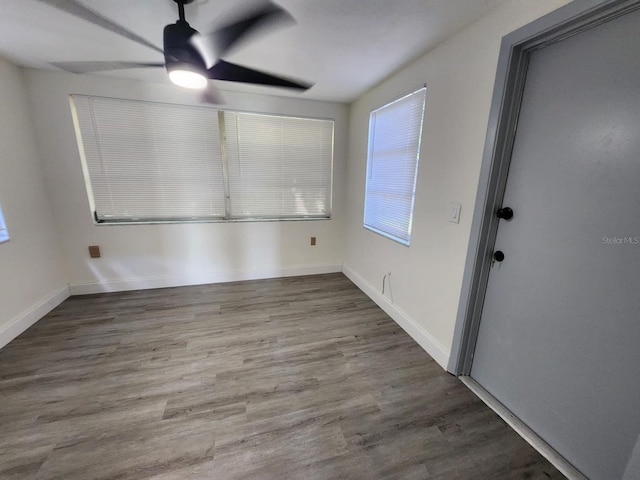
449,203,462,224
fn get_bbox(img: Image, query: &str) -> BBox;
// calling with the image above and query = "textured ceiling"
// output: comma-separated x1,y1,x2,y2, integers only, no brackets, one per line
0,0,505,102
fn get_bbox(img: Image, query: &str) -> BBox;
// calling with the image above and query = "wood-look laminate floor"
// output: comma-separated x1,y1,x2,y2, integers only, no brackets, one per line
0,273,564,480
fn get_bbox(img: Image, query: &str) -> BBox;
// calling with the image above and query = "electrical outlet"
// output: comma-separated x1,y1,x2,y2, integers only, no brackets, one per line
310,236,317,246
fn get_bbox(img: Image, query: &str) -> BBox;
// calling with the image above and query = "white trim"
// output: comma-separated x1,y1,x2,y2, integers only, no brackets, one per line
459,376,588,480
0,285,70,350
342,264,449,369
623,434,640,480
69,264,343,295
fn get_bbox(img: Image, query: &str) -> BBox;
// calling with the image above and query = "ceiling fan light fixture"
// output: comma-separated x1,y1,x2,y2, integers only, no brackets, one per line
169,67,208,90
42,0,312,97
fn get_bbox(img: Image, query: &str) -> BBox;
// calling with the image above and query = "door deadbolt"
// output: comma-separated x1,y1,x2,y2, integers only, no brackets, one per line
493,251,505,262
496,207,514,220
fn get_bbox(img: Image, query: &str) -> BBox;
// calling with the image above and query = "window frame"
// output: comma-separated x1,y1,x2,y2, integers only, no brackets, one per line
70,95,335,225
363,87,426,246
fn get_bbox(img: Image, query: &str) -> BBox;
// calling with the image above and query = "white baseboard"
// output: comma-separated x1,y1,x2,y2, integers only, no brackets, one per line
342,264,450,369
69,264,343,295
459,376,587,480
0,285,70,350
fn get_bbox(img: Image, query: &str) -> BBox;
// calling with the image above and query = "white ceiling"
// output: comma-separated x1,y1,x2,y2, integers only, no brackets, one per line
0,0,504,103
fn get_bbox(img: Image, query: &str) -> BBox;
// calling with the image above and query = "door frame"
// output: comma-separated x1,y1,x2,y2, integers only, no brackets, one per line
448,0,640,375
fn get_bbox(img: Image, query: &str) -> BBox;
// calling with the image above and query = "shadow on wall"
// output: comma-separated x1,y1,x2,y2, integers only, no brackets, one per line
83,221,284,291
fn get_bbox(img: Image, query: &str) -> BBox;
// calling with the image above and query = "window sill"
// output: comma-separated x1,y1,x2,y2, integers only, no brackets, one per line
93,216,332,226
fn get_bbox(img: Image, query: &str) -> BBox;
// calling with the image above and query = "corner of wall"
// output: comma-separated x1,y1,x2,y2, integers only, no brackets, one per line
342,263,450,370
0,285,70,349
0,59,69,350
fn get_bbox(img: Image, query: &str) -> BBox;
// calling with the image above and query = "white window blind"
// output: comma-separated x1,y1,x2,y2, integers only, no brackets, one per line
71,95,334,223
72,95,226,222
224,112,333,218
363,87,426,245
0,204,9,243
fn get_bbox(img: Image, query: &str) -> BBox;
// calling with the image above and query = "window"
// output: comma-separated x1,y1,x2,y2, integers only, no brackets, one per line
224,111,334,219
363,87,426,245
70,95,334,223
0,203,9,243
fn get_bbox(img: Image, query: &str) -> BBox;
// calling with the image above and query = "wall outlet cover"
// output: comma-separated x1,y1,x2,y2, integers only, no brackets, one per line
449,203,462,224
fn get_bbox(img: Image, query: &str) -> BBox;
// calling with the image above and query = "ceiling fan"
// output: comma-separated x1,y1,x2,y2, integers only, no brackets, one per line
39,0,312,101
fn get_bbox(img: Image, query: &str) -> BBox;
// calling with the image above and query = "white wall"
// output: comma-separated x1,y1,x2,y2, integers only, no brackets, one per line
343,0,573,368
25,70,348,294
0,58,68,347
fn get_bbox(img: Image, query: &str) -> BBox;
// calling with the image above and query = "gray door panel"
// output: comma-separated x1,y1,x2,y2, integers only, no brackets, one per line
471,8,640,480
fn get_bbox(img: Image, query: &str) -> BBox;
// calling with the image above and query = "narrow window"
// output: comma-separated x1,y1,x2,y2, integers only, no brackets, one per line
363,87,426,245
0,203,9,243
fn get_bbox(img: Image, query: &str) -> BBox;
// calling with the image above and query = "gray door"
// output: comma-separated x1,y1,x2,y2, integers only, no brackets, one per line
470,7,640,480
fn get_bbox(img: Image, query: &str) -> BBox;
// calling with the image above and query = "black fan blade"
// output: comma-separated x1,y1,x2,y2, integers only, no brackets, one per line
52,61,165,74
38,0,164,55
203,1,294,58
190,32,217,70
207,60,312,90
